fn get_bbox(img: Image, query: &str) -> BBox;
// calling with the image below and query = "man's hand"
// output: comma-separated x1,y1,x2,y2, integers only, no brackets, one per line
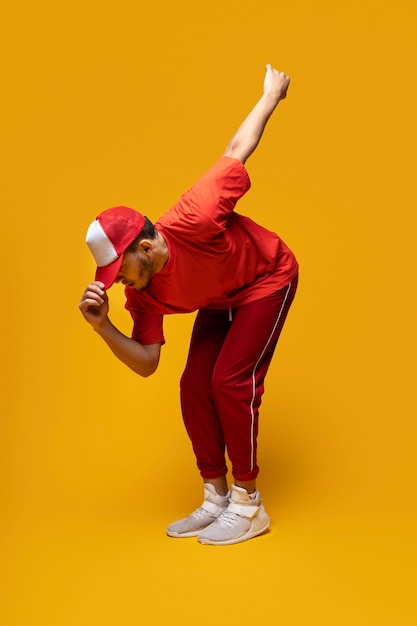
79,281,110,330
263,64,290,103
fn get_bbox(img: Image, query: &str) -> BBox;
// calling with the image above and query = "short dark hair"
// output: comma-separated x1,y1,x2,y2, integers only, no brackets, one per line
126,216,157,252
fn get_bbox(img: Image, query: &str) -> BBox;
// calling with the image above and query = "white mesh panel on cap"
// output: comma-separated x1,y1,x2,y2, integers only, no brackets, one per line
86,219,118,267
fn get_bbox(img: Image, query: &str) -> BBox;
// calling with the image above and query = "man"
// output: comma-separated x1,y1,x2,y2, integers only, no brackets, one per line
79,64,298,545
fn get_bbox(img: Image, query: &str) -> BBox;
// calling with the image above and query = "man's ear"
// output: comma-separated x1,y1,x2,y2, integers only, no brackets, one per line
138,239,153,254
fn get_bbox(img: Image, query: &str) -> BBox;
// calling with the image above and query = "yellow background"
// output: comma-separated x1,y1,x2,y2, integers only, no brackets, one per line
1,1,416,624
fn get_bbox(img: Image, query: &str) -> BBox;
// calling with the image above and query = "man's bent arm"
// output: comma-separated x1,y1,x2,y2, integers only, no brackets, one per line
95,320,161,378
79,281,161,377
225,64,290,164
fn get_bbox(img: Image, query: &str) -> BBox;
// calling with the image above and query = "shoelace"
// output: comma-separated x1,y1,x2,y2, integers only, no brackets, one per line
215,510,241,528
190,506,211,520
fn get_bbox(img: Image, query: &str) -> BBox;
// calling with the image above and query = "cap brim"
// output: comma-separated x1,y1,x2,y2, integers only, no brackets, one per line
95,255,123,290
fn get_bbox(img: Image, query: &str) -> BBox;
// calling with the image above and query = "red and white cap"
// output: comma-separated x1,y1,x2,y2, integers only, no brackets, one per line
86,206,146,289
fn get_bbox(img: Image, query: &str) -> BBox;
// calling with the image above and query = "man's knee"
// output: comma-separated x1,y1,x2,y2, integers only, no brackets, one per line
180,366,211,398
211,370,236,404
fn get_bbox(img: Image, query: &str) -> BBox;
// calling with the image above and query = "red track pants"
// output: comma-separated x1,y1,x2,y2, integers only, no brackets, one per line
180,275,298,482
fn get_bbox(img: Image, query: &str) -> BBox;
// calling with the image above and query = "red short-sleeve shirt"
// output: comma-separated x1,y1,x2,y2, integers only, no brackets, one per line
125,156,298,344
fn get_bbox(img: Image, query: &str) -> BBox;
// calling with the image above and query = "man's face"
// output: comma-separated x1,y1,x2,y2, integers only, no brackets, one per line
114,248,154,291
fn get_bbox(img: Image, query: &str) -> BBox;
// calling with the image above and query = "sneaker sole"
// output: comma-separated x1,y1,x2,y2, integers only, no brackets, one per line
166,528,202,538
197,517,270,546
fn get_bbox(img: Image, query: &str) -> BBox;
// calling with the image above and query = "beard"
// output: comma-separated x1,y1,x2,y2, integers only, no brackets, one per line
136,255,154,291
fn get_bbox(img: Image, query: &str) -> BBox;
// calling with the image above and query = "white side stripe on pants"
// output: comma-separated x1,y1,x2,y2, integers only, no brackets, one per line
249,281,292,471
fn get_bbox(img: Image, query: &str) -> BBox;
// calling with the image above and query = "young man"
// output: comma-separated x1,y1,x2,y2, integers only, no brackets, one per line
79,64,298,545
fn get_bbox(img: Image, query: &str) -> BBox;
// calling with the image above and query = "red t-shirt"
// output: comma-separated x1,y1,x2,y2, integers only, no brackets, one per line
125,156,298,344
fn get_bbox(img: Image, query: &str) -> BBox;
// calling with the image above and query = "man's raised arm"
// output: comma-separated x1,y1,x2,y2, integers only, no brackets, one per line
224,64,290,164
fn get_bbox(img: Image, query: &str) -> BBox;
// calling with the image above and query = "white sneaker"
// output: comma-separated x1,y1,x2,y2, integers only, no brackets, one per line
166,483,230,538
197,484,270,545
